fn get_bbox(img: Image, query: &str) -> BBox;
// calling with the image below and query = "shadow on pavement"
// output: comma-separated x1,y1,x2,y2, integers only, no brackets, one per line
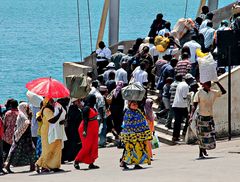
29,170,71,176
122,166,152,172
195,156,221,161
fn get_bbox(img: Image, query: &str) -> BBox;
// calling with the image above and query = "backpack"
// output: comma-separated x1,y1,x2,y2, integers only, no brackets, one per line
65,74,91,99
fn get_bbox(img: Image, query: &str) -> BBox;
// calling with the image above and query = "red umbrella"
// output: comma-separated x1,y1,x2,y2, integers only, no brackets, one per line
26,77,70,98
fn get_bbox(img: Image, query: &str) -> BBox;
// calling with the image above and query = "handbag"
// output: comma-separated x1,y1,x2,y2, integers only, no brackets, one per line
65,74,91,99
106,90,114,105
151,133,160,149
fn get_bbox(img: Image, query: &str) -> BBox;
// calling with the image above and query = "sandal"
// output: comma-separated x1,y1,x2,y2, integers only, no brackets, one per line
35,164,41,174
41,168,51,173
88,163,99,169
134,165,143,169
74,162,80,170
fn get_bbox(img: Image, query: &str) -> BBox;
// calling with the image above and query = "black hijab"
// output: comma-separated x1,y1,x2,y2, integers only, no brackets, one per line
84,94,96,108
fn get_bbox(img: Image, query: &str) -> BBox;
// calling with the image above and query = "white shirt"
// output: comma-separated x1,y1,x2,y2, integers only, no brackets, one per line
172,81,189,108
96,47,111,62
158,47,179,59
89,87,106,119
133,69,148,85
183,40,201,63
199,27,215,48
158,28,170,36
199,19,210,31
103,69,116,82
149,46,161,58
115,68,128,84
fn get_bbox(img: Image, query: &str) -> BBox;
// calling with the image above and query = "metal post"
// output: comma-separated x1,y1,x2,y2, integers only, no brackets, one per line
109,0,120,46
228,46,232,140
208,0,219,12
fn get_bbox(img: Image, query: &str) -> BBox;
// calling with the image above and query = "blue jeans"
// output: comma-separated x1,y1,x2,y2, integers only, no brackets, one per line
166,105,174,127
98,118,107,146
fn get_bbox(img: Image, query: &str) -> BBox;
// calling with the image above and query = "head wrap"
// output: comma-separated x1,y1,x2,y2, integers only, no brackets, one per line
114,81,124,98
18,102,29,117
85,94,96,108
144,99,155,121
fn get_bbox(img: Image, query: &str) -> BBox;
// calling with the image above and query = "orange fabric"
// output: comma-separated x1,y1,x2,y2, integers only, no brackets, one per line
147,141,153,158
147,119,154,132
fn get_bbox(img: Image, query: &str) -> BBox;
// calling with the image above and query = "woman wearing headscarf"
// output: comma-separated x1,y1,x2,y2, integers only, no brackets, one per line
120,101,152,170
74,94,99,170
35,98,63,173
2,99,18,161
144,99,155,158
4,102,36,173
62,98,82,163
110,81,125,137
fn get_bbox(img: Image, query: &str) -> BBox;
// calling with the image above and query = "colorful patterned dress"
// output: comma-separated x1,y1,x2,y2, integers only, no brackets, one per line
121,109,152,165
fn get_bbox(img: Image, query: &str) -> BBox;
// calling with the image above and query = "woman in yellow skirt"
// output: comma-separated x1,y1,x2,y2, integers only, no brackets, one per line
35,98,63,173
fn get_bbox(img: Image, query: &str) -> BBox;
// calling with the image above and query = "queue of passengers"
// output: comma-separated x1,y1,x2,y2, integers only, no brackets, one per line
2,4,240,175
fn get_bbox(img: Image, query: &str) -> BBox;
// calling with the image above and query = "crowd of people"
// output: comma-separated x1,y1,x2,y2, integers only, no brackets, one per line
2,4,240,175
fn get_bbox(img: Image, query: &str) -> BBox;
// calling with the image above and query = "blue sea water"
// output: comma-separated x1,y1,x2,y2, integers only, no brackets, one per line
0,0,233,103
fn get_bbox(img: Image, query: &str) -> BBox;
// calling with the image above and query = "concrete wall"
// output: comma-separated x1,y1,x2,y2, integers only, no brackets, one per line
63,40,135,79
212,2,235,29
213,66,240,137
82,40,135,67
63,62,92,83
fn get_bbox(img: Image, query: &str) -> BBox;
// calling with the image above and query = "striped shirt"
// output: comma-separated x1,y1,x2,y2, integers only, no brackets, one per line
175,59,191,77
169,81,180,106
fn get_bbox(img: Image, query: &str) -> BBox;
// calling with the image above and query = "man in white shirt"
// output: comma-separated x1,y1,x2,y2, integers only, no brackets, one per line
199,12,214,30
103,62,116,82
96,41,112,74
158,21,171,36
133,62,148,86
199,5,209,20
183,35,201,76
115,61,128,85
172,76,190,142
199,21,215,50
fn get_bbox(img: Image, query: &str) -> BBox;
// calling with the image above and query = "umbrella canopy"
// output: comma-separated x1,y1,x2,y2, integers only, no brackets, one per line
26,77,70,98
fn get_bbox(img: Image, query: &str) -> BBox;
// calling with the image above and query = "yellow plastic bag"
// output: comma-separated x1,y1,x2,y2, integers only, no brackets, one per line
196,48,208,58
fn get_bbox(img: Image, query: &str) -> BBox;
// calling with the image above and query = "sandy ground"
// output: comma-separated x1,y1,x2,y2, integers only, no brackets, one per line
1,138,240,182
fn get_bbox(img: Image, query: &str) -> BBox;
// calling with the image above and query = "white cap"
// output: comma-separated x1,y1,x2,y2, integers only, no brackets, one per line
184,73,194,80
118,45,124,50
71,98,79,102
144,37,150,43
106,62,115,68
